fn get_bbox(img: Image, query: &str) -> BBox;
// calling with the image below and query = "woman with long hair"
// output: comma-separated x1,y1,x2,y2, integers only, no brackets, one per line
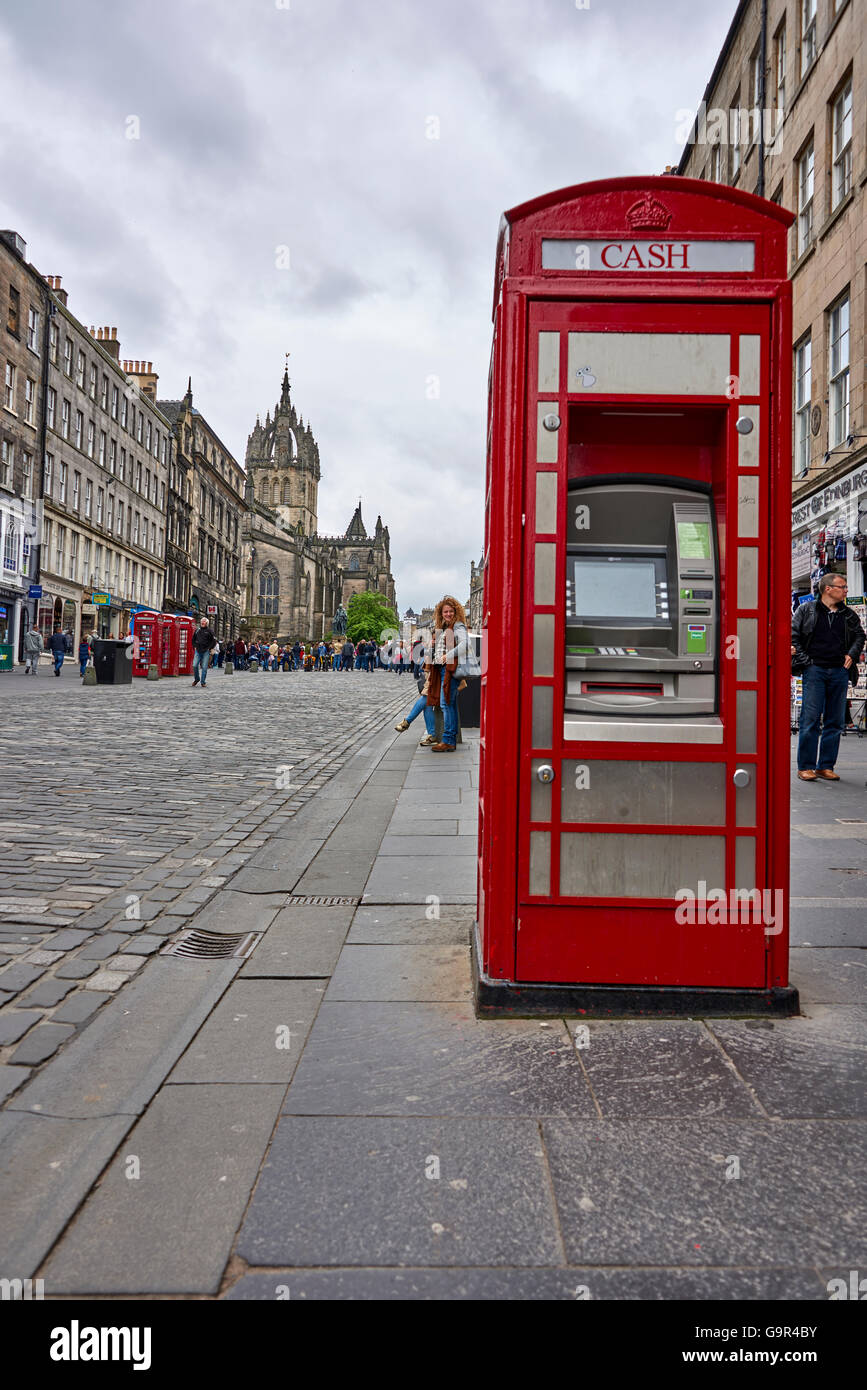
425,595,469,752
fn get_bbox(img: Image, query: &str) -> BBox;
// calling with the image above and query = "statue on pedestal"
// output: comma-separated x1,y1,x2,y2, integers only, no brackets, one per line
333,604,348,637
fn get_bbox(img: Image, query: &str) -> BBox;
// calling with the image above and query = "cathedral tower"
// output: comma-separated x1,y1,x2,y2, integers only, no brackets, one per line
245,365,321,536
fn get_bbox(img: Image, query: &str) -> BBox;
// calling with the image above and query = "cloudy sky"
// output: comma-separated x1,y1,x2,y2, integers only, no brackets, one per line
0,0,735,613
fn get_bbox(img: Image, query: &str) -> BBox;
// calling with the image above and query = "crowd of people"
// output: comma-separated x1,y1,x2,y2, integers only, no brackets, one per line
187,621,431,688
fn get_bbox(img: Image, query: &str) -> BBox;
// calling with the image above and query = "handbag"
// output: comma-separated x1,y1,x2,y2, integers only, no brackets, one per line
454,632,481,679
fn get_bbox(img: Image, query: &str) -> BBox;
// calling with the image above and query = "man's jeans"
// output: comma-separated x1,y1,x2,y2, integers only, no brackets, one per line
53,652,64,675
193,650,210,685
798,664,849,770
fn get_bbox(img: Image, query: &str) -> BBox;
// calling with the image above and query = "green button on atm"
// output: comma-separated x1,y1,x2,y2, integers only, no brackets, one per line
686,624,708,655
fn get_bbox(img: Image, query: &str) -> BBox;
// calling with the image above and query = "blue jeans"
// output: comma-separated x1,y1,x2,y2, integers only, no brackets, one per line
193,650,210,684
797,664,849,770
53,651,65,674
439,675,459,745
406,693,436,736
79,657,88,676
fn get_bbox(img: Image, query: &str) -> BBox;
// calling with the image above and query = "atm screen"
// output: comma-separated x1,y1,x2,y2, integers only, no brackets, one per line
570,556,660,620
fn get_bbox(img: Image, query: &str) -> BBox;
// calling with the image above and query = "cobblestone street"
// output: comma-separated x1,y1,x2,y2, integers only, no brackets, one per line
0,667,409,1092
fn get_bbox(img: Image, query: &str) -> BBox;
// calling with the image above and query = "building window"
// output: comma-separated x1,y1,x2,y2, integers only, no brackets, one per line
135,461,142,492
829,294,850,448
800,0,816,79
99,374,108,410
145,468,150,500
69,530,79,581
209,494,216,524
55,523,65,572
96,487,104,525
23,377,35,425
119,448,126,483
121,396,128,429
4,361,15,410
116,500,124,536
831,78,853,210
63,337,73,376
58,461,67,505
100,431,106,468
6,286,20,335
796,142,814,255
27,306,40,352
146,421,151,451
258,563,280,615
134,512,140,545
0,439,11,489
62,398,70,439
83,537,91,578
86,420,95,458
22,450,32,498
731,98,741,177
89,362,98,400
76,350,86,390
137,413,143,444
47,386,56,430
49,320,58,363
109,438,116,474
43,452,53,497
84,478,92,518
106,493,114,532
72,470,81,512
74,410,83,449
111,384,119,420
4,515,18,572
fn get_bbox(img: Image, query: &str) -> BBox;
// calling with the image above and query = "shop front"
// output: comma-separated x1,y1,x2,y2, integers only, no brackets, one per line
791,461,867,601
36,581,81,651
0,584,25,671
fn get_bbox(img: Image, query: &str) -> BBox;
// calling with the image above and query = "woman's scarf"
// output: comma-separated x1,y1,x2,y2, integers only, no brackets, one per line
425,620,457,708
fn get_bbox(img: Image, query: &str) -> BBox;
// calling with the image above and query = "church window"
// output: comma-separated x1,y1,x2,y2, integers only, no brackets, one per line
349,554,360,572
258,563,280,615
282,481,291,504
272,480,280,505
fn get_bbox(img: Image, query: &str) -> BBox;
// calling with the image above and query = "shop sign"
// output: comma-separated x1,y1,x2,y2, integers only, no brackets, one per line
28,585,42,598
92,592,112,607
81,604,96,615
791,532,811,575
207,605,217,614
792,463,867,527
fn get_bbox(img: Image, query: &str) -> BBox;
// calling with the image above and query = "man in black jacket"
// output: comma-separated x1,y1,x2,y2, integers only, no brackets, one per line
191,617,217,689
792,576,866,781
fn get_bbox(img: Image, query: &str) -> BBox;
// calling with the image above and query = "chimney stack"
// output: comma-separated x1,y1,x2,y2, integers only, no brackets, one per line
45,274,68,306
122,357,159,400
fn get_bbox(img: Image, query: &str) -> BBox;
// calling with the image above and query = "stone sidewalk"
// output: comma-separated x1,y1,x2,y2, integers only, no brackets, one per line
0,722,864,1299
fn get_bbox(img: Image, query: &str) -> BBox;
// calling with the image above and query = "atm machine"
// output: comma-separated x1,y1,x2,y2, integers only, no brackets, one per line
565,478,719,726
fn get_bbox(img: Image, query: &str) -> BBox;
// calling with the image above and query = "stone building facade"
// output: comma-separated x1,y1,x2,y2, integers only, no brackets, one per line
468,555,484,632
155,381,245,638
34,287,171,646
678,0,866,597
241,368,396,640
0,230,45,663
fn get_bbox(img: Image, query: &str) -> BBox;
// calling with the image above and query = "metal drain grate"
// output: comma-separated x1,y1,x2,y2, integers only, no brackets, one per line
287,895,359,906
161,929,263,959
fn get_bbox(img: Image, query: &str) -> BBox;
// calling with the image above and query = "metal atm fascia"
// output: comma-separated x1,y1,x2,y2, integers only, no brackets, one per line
564,476,720,735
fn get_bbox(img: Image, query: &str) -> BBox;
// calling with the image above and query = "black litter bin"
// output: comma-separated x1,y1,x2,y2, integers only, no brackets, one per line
92,638,134,685
457,677,481,728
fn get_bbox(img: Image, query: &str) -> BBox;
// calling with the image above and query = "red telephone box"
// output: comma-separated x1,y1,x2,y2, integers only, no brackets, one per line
131,613,164,677
159,615,178,676
476,177,798,1017
175,616,194,676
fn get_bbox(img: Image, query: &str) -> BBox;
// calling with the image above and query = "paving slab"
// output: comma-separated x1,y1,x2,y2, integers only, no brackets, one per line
0,1111,134,1275
284,1003,596,1116
237,1116,563,1268
363,856,476,904
395,788,461,805
240,905,353,979
325,946,472,1002
16,977,77,1008
224,1265,825,1300
787,947,867,1004
51,992,113,1026
790,900,867,949
168,980,325,1084
41,1084,285,1294
0,1008,43,1045
0,962,46,995
542,1119,867,1267
571,1021,760,1118
230,867,311,895
708,1007,867,1118
6,957,239,1119
346,905,475,945
377,835,477,856
191,891,287,936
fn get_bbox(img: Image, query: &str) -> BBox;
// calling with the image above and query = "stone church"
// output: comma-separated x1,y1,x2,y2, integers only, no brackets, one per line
240,367,396,640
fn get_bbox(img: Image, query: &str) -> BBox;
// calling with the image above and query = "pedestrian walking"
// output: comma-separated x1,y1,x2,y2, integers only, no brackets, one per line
425,596,470,752
78,636,90,677
234,636,247,670
191,616,217,688
341,638,355,671
47,626,67,677
23,626,43,675
792,575,866,781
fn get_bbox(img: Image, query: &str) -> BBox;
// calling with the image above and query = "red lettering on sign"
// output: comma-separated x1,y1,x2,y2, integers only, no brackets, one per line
622,244,645,269
600,243,623,268
668,243,690,268
647,243,666,268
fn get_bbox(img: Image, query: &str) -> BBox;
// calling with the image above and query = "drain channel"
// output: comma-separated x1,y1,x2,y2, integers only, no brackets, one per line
287,895,359,906
162,929,263,959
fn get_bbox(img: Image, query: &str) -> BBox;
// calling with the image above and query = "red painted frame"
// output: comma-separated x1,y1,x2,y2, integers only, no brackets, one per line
478,176,794,993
